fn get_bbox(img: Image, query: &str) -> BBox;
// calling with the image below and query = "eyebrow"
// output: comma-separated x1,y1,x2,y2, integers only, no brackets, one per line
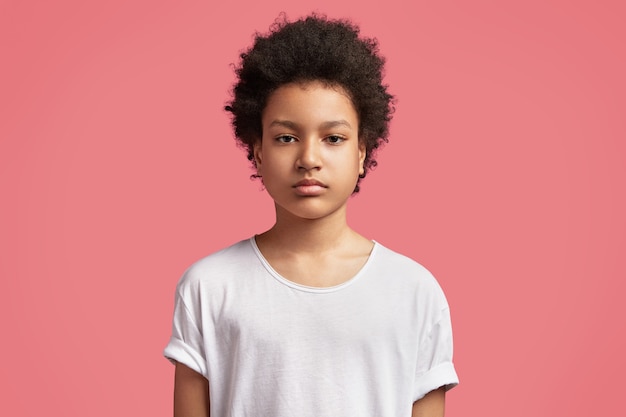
268,119,353,130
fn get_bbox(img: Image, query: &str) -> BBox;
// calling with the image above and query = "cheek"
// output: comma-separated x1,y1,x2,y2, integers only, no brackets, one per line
259,154,293,181
262,153,282,170
336,151,363,180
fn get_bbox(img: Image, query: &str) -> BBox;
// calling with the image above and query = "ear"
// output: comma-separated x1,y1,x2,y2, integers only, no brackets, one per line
253,140,263,174
358,142,366,176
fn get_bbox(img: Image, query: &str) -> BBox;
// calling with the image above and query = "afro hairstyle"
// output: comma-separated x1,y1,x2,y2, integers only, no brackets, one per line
225,14,394,192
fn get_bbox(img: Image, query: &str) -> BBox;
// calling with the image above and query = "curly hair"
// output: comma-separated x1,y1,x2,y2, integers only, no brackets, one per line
225,14,394,192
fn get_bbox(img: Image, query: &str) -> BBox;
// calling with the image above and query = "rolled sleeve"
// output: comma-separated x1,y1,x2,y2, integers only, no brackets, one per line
413,306,459,401
163,288,208,378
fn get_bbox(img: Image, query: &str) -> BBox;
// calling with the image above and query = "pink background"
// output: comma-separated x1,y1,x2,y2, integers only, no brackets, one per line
1,0,624,415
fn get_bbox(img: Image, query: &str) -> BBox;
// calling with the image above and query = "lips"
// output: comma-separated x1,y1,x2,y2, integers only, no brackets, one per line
293,178,327,196
294,179,327,187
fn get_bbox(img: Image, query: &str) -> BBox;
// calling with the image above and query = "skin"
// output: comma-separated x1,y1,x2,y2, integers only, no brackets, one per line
255,81,365,224
173,81,446,416
412,387,446,417
253,81,372,287
174,363,209,417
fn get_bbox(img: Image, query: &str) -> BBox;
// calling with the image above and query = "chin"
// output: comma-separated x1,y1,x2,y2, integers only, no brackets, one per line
277,200,347,221
285,208,331,221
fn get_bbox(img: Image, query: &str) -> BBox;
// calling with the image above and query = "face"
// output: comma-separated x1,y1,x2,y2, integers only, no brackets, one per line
254,81,365,221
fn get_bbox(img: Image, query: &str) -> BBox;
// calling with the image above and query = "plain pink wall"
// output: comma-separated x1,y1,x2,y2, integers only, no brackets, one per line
1,1,624,415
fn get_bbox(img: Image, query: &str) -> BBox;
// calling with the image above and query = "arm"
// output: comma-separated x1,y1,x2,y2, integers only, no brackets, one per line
412,387,446,417
174,362,210,417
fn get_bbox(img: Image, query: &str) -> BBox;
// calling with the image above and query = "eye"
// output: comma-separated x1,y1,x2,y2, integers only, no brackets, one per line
276,135,297,143
326,135,345,144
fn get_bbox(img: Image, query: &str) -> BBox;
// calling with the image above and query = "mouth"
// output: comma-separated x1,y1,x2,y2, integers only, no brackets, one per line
294,179,327,187
293,179,327,196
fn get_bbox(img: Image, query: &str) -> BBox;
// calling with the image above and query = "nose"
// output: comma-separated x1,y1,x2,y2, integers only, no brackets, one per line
296,139,322,171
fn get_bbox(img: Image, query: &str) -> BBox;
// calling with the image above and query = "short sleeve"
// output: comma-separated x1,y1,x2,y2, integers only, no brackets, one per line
163,286,208,378
413,306,459,401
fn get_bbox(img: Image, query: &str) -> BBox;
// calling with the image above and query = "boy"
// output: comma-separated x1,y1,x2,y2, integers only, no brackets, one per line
164,15,458,417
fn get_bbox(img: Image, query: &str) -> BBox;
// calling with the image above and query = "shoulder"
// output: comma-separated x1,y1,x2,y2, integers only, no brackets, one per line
368,242,449,307
371,243,440,285
175,238,256,295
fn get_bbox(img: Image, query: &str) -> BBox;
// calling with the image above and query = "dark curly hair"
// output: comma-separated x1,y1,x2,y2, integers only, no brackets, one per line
225,14,394,192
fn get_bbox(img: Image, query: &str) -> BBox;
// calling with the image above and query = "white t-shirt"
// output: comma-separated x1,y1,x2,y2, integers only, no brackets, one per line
164,237,458,417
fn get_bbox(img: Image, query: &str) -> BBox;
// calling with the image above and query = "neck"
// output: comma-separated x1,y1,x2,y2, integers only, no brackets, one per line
259,203,355,254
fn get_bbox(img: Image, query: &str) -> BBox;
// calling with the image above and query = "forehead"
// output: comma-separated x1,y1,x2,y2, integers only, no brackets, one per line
262,81,358,126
